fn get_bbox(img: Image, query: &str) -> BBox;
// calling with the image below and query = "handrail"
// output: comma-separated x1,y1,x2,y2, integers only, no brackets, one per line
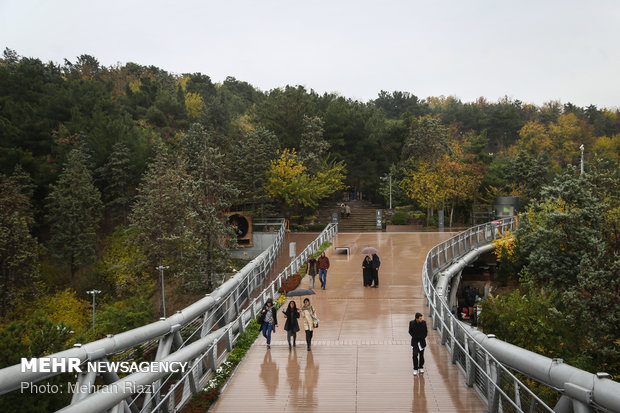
0,219,287,395
57,222,338,412
146,222,338,413
422,217,555,413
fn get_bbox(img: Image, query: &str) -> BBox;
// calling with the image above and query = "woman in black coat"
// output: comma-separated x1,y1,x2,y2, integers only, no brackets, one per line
362,255,373,287
282,300,300,350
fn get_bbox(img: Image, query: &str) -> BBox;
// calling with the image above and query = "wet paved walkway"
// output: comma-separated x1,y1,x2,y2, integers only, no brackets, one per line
212,232,487,412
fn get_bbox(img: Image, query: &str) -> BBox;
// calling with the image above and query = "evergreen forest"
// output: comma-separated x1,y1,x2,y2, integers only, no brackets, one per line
0,49,619,409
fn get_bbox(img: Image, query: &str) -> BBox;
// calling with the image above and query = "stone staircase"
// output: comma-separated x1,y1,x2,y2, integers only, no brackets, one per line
317,200,383,232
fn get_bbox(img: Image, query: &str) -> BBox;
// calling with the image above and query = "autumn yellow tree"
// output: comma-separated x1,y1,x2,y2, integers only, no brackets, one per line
516,113,594,169
400,160,447,226
185,92,203,120
265,149,346,217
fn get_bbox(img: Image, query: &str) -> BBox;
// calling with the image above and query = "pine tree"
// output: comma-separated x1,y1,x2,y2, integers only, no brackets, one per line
299,115,329,174
128,142,189,267
46,149,103,280
234,126,279,210
0,174,40,319
100,142,132,224
179,124,239,291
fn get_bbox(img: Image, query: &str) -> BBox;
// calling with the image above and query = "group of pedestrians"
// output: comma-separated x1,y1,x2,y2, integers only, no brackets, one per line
305,251,329,290
362,253,381,287
260,297,319,351
258,247,428,379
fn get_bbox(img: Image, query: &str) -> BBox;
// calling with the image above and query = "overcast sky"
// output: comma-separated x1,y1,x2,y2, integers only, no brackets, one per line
2,0,619,108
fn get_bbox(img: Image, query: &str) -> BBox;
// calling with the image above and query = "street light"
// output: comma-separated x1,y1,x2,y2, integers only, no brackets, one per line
86,289,101,331
380,174,392,209
579,144,585,175
156,264,170,318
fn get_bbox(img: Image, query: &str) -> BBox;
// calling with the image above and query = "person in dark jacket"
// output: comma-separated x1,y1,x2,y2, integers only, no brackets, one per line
317,251,330,290
409,312,428,375
371,253,381,287
260,298,278,349
362,255,373,287
306,257,318,289
282,300,300,350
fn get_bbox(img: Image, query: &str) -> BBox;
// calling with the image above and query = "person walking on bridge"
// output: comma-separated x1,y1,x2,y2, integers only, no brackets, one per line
317,251,330,290
260,298,278,349
283,300,300,350
301,298,319,351
306,257,317,289
409,312,428,376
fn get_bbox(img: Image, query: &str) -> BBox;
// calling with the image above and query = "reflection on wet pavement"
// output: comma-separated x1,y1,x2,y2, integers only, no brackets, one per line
212,233,487,412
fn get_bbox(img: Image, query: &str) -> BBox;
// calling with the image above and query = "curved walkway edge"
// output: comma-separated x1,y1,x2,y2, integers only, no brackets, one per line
212,232,487,412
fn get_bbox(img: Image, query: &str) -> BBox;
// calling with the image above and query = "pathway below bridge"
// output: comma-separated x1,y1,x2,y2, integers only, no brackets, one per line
212,232,487,412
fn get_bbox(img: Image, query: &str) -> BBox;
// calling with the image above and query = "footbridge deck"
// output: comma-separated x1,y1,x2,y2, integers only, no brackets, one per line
212,232,487,412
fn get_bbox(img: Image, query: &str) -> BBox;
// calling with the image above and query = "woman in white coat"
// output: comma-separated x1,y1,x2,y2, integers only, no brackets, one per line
300,298,319,351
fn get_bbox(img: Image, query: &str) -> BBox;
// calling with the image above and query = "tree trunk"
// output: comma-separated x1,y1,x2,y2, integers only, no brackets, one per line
449,198,455,229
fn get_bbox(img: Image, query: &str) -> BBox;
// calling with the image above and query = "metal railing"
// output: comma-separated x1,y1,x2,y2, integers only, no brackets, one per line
146,222,338,413
54,222,338,412
0,220,286,402
422,217,555,413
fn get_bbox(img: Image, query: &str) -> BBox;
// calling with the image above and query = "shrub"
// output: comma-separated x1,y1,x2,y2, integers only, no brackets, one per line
279,273,302,294
409,211,426,220
390,211,408,225
307,223,327,231
182,319,262,412
309,242,332,259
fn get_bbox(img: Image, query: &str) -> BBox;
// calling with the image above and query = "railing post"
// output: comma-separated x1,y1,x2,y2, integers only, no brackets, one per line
465,338,476,388
441,305,449,345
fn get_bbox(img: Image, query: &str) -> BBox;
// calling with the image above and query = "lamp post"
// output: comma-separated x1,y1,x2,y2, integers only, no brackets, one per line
579,144,585,175
156,264,170,318
86,289,101,331
380,174,392,209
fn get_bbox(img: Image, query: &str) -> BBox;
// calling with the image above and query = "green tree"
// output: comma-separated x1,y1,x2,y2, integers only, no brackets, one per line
299,115,329,174
99,142,133,224
0,173,40,319
46,149,102,280
504,151,550,204
96,292,154,334
250,85,318,149
0,313,74,412
129,142,188,268
517,166,620,376
178,124,238,291
402,115,449,162
234,126,279,210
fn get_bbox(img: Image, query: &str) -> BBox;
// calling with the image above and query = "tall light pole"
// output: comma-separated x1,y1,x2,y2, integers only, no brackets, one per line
579,144,585,175
86,289,101,331
156,264,170,318
380,174,392,209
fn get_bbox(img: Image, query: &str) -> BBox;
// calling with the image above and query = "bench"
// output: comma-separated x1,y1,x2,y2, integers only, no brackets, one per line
335,246,350,256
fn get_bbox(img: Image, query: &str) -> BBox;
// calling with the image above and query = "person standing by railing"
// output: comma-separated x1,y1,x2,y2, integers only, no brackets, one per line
317,251,330,290
409,312,427,376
